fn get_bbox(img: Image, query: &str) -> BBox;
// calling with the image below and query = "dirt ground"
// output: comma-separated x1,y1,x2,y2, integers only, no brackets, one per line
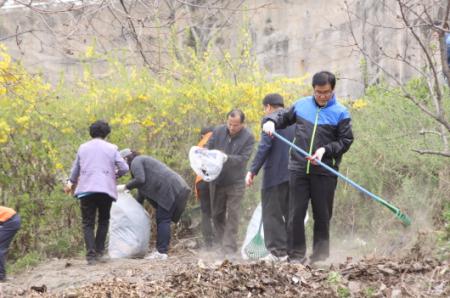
0,248,234,297
1,236,448,298
0,250,193,297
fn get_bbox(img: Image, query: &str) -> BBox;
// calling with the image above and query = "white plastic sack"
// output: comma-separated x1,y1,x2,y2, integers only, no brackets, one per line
108,191,151,258
189,146,228,182
241,202,309,259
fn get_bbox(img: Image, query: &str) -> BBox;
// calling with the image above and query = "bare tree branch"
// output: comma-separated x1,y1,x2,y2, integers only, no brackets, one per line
419,129,443,137
397,0,444,105
343,0,450,157
174,0,271,12
0,29,34,42
118,0,152,69
11,0,86,14
412,149,450,157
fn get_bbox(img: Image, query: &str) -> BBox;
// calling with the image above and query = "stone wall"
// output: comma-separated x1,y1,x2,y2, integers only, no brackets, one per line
0,0,439,98
247,0,437,97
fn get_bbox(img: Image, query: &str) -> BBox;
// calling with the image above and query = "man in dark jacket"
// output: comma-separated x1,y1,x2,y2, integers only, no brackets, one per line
246,93,294,262
118,150,191,260
207,109,255,255
263,71,354,264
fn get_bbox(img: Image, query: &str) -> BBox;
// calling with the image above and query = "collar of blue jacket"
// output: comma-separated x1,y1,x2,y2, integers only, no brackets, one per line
312,94,337,108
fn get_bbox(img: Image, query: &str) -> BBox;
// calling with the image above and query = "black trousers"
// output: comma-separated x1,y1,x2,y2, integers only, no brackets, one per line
0,214,20,279
80,193,113,260
155,202,176,254
197,181,213,246
288,171,337,261
261,182,289,257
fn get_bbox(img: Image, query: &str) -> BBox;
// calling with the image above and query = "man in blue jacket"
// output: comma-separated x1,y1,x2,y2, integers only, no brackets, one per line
246,93,294,262
263,71,354,264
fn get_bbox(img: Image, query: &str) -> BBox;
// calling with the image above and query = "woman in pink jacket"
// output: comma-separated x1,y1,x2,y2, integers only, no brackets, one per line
65,120,129,265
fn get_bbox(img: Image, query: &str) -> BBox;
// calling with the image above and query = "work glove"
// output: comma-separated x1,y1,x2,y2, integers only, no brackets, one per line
307,147,326,165
262,121,275,136
222,152,228,163
63,180,74,195
116,184,128,193
245,172,255,187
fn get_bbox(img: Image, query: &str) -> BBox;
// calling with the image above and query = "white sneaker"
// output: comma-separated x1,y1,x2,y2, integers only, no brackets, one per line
278,255,289,262
261,253,288,263
145,251,168,260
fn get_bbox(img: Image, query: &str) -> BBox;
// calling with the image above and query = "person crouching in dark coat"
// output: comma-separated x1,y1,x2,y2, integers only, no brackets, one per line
117,150,191,260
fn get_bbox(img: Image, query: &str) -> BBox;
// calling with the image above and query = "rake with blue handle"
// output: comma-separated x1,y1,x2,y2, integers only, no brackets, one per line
272,131,411,226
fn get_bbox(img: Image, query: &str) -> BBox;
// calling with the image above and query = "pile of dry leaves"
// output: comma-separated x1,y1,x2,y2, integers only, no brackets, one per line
26,253,448,298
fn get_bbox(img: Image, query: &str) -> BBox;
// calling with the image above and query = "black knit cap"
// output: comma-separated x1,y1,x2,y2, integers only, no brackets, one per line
262,93,284,107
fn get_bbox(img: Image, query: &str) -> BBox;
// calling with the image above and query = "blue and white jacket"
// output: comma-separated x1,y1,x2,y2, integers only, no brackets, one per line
264,95,354,175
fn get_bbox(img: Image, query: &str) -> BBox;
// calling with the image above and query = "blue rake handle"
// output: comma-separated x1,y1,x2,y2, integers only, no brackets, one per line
272,131,411,226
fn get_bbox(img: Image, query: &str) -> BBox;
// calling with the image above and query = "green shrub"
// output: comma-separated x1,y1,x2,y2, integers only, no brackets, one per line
8,251,41,274
332,82,448,247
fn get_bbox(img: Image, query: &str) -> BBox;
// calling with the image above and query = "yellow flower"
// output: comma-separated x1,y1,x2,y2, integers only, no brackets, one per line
142,117,155,127
122,113,134,125
137,94,148,101
0,120,11,144
352,99,368,110
16,115,30,128
61,127,74,134
83,69,90,80
85,46,95,58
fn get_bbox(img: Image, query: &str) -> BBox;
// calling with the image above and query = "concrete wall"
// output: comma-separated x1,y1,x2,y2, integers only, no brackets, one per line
247,0,433,97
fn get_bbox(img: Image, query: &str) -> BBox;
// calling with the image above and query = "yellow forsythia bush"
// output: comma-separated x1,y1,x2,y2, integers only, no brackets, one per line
0,43,310,256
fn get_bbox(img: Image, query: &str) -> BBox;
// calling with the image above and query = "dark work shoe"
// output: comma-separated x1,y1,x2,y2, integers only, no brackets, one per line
87,258,97,266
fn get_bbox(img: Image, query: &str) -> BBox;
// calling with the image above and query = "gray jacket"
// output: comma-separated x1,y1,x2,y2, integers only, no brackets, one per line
125,155,191,219
206,125,255,186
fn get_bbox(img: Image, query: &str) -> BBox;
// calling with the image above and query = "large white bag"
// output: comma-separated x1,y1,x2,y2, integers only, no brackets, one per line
241,202,309,259
189,146,228,182
108,191,151,258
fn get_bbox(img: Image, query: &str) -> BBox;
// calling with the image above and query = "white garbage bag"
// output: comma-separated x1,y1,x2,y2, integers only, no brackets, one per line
241,202,309,259
108,191,151,258
189,146,228,182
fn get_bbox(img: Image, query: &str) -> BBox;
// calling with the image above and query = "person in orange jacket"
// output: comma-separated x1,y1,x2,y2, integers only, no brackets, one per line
0,206,21,282
194,126,214,247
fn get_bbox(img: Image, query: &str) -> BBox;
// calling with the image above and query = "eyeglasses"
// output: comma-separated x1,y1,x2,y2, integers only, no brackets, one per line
313,90,333,98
